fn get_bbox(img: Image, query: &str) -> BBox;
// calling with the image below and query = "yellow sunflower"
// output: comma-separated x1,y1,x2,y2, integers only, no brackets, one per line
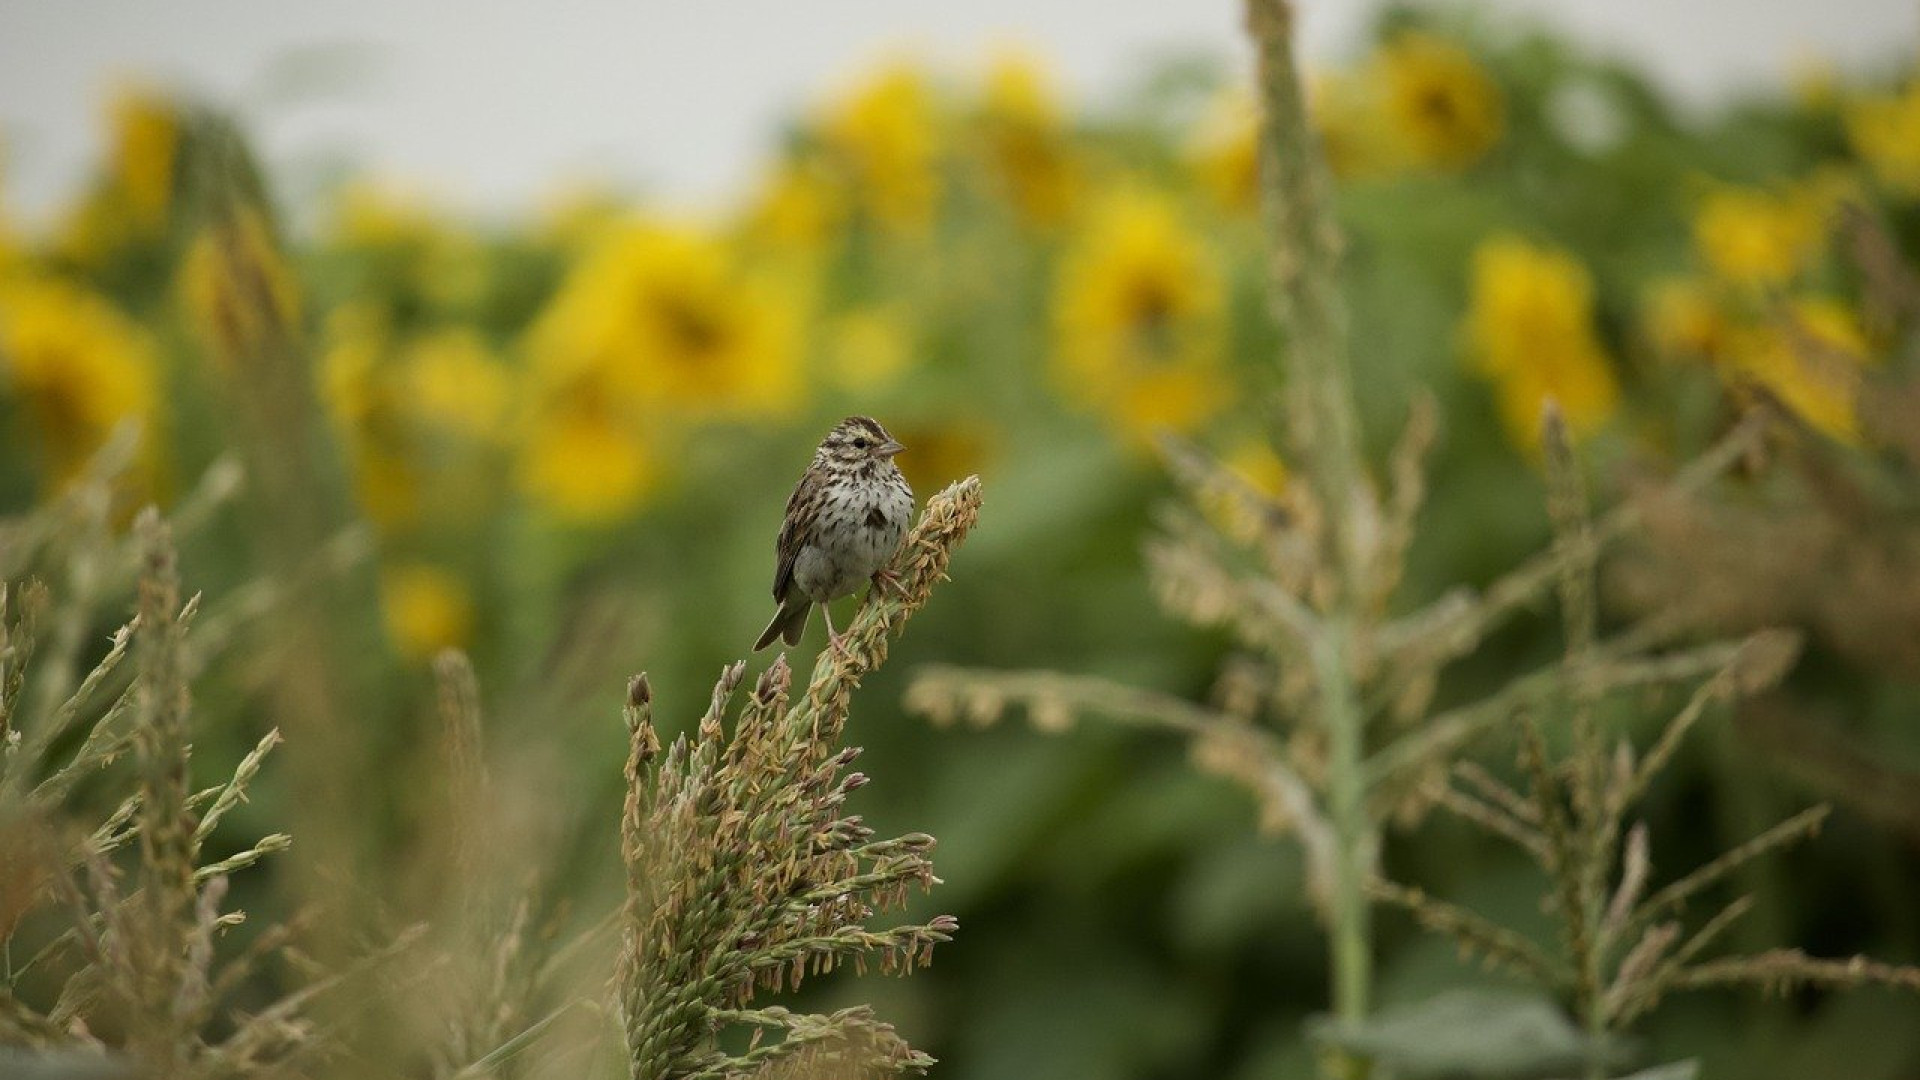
1724,297,1876,441
1462,235,1619,451
318,304,422,528
402,326,513,442
974,50,1079,228
380,562,475,662
319,308,518,529
1691,181,1835,289
1844,80,1920,197
519,220,803,524
1643,276,1734,362
324,182,488,310
516,363,660,525
527,221,803,419
110,87,180,232
1310,71,1402,182
1053,188,1228,444
51,88,183,268
816,61,944,235
0,275,161,487
1376,32,1504,171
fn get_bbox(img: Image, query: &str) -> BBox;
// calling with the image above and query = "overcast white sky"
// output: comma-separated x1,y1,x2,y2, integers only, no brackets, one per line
2,0,1917,224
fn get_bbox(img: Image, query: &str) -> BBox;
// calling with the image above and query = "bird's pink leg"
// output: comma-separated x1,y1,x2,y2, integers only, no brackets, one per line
871,567,906,599
821,604,853,658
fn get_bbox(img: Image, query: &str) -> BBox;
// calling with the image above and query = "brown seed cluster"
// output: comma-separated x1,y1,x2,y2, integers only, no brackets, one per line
617,478,980,1080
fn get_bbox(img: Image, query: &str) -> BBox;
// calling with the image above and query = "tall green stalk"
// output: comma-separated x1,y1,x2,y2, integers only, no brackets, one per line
916,6,1795,1074
1315,624,1375,1026
1247,0,1377,1034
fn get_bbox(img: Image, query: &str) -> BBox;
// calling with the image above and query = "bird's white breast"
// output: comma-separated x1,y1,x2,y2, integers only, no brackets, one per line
792,470,913,603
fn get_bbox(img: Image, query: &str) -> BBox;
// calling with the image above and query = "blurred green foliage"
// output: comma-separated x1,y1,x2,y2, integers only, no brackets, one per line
3,3,1920,1078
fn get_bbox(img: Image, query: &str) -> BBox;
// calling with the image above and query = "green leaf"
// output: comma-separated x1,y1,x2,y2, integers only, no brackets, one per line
1606,1062,1700,1080
1308,989,1625,1079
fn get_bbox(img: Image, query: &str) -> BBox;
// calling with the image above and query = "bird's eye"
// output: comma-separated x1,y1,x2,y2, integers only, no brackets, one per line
853,437,870,449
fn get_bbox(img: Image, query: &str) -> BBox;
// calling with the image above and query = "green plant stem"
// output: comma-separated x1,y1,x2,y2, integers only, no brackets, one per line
1317,620,1375,1027
1581,836,1610,1080
1245,1,1376,1066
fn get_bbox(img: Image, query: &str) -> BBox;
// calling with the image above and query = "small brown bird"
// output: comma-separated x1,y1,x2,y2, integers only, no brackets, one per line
754,416,915,653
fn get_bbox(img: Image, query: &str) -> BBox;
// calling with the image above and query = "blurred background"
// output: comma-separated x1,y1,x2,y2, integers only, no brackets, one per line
5,0,1919,218
4,0,1920,1077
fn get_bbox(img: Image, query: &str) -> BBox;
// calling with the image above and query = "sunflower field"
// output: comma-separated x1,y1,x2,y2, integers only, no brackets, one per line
4,3,1920,1079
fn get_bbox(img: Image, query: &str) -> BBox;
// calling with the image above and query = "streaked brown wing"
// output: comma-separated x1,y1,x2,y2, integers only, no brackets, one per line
771,466,816,602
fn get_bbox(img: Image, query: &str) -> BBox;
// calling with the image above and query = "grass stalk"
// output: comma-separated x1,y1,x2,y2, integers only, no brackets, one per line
1316,621,1375,1027
185,113,384,939
1246,0,1377,1044
617,478,979,1080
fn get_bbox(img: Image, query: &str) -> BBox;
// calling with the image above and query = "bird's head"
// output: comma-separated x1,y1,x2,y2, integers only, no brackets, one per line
817,415,906,466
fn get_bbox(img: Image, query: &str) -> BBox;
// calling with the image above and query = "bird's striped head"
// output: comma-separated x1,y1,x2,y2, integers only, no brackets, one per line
816,415,906,466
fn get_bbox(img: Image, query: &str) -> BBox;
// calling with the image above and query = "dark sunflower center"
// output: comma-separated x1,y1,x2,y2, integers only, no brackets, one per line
1125,274,1182,361
1416,85,1460,127
1128,276,1175,330
656,293,727,360
27,362,92,448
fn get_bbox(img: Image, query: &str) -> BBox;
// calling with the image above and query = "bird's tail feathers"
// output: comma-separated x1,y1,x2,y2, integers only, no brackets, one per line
753,599,811,652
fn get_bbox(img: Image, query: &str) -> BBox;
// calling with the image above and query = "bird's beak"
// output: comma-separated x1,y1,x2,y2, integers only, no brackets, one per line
877,438,906,458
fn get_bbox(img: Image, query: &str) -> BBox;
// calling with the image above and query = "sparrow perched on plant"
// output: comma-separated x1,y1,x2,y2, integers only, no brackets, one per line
754,416,914,653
